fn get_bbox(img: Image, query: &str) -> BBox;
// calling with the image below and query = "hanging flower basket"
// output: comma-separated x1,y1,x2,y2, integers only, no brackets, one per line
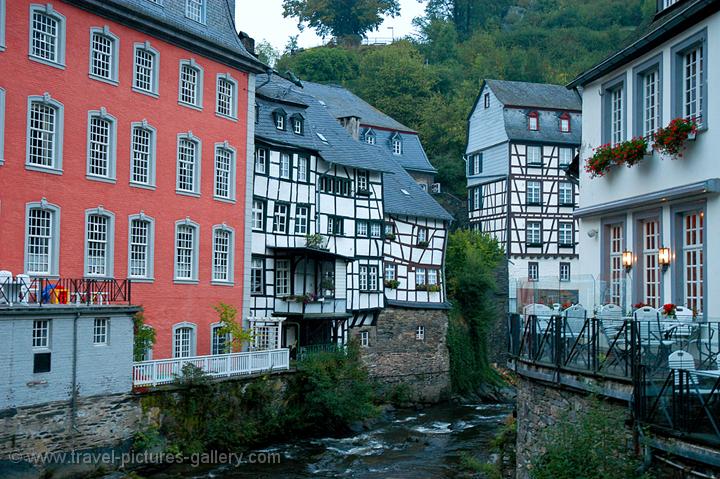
653,117,698,158
585,137,648,178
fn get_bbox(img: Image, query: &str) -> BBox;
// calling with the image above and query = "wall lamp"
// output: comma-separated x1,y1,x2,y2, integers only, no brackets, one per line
622,250,633,272
658,247,671,272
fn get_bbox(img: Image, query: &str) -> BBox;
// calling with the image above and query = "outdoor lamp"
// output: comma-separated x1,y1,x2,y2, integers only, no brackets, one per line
622,250,633,271
658,247,671,271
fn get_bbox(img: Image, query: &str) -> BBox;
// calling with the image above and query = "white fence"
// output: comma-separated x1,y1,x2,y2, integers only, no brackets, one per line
132,348,290,387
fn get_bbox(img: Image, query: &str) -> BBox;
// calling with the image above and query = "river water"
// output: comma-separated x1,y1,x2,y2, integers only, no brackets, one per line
147,402,513,479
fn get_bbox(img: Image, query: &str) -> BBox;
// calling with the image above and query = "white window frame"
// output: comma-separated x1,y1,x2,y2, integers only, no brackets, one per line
127,213,155,281
129,120,157,188
392,137,402,155
84,207,115,278
417,227,428,244
526,145,542,165
641,218,661,308
93,318,109,345
211,323,230,355
174,218,200,283
88,26,119,84
560,116,570,133
559,182,574,206
24,200,61,276
33,319,50,349
416,326,425,341
384,263,396,280
642,69,660,138
176,132,202,196
132,41,160,97
672,30,707,128
528,262,539,282
293,116,303,135
681,211,704,314
427,269,438,285
255,148,267,174
250,257,264,295
415,268,426,286
297,156,308,182
211,225,234,284
528,113,539,131
185,0,206,24
26,94,64,174
356,169,368,191
559,148,573,167
273,203,289,233
526,181,541,205
558,222,574,246
294,205,309,235
279,153,291,179
365,132,375,145
178,59,204,110
86,108,117,182
370,222,382,238
357,220,369,237
360,330,369,348
473,187,481,210
28,4,66,69
560,263,571,282
275,259,290,296
172,322,197,358
213,141,236,202
527,221,542,245
216,73,238,120
252,199,265,231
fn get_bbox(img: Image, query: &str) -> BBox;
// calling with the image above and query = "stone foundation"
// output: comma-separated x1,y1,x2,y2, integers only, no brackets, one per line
354,307,451,403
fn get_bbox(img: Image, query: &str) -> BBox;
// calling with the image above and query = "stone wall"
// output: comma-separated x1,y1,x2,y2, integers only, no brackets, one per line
355,306,451,403
487,259,509,366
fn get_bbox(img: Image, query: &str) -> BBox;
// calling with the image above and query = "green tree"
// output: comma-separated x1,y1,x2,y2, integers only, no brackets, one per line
213,303,252,353
255,40,280,67
282,0,400,43
133,311,156,362
277,47,360,83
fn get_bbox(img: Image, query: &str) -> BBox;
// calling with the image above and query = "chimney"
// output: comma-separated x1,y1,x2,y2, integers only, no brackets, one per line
238,31,255,55
339,116,361,141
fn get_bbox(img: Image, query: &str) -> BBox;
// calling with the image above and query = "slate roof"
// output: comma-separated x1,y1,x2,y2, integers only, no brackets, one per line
486,80,582,111
64,0,265,73
568,0,720,88
386,299,452,310
503,109,581,145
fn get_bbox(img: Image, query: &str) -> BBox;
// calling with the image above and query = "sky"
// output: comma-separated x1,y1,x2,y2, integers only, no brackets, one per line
235,0,427,52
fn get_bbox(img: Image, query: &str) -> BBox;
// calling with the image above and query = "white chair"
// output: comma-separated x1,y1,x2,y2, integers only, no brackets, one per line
668,350,714,394
675,306,694,321
562,304,587,339
523,303,554,333
0,271,12,304
635,307,674,347
16,274,31,304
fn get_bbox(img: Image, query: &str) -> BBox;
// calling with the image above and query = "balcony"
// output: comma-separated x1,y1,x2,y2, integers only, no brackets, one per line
274,296,349,317
0,276,132,307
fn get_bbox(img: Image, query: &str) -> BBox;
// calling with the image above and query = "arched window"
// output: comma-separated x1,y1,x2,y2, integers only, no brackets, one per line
133,41,159,96
216,73,238,119
173,322,197,358
176,132,202,195
89,26,119,84
86,108,117,181
84,207,115,277
26,93,64,173
128,212,155,280
29,4,66,68
212,225,235,284
178,59,204,108
174,218,199,282
25,199,61,275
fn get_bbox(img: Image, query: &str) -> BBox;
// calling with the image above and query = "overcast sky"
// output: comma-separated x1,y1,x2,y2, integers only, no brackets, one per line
235,0,427,52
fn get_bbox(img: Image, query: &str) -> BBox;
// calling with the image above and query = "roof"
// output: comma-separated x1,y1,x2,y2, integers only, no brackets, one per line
485,79,582,111
503,109,581,145
302,82,414,132
568,0,720,88
385,299,452,310
64,0,265,73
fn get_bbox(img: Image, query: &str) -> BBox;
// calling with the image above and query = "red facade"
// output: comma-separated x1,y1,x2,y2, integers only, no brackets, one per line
0,1,255,358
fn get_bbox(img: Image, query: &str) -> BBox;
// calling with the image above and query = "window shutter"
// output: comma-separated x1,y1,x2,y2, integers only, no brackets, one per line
478,153,483,174
467,155,473,176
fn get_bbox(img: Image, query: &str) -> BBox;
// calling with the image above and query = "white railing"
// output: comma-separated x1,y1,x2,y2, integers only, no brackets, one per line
132,349,290,387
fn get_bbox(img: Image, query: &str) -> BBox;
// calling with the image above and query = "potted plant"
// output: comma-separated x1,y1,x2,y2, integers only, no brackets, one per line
305,233,324,249
661,303,677,319
320,278,335,297
384,279,400,289
385,232,396,241
416,283,428,291
585,137,648,178
426,284,441,292
417,240,430,248
653,117,698,158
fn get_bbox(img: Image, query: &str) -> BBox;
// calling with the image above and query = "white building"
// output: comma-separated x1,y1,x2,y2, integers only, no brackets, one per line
465,80,582,312
569,0,719,317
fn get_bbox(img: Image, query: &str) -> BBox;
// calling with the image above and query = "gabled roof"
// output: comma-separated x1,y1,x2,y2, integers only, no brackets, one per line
568,0,720,88
484,79,582,111
64,0,265,73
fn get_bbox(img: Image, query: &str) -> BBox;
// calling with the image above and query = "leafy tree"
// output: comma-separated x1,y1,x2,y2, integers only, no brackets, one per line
277,47,360,83
282,0,400,43
213,303,252,353
133,311,156,361
255,40,280,67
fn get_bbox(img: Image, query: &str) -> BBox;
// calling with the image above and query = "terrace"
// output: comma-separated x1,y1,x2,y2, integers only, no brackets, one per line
0,274,132,307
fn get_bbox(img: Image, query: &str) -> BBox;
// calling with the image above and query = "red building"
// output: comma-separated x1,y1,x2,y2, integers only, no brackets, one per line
0,0,264,358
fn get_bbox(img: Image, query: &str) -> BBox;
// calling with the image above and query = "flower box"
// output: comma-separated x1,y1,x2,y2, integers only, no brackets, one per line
384,279,400,289
585,137,648,179
653,118,698,158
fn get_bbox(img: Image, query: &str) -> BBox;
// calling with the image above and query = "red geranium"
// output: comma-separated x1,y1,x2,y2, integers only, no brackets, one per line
653,118,697,158
633,302,649,310
585,137,648,178
662,303,677,317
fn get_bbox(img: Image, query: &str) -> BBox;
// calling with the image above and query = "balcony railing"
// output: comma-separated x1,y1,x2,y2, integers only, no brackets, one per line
0,276,131,306
132,349,290,387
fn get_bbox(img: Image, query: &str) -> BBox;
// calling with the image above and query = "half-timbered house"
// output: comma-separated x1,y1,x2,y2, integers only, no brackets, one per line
466,80,582,312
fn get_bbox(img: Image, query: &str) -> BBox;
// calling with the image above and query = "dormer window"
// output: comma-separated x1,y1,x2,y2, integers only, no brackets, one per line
273,109,286,130
528,111,539,131
390,133,402,155
291,115,304,135
559,112,571,133
364,128,376,145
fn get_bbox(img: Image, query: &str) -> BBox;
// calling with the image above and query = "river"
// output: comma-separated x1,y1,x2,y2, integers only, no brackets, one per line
145,402,513,479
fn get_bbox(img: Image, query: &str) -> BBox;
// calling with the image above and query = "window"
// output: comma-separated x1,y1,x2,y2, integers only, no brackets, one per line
370,222,382,238
174,220,199,282
255,148,267,174
527,222,541,245
526,146,541,165
26,94,64,172
85,210,114,277
672,31,707,127
416,326,425,341
319,176,351,196
472,187,481,211
86,109,117,180
178,60,203,108
212,226,233,283
298,156,308,182
29,5,66,68
327,216,344,235
273,203,289,233
641,218,661,307
528,111,539,131
133,42,159,96
93,318,108,345
560,263,571,282
528,262,539,282
559,148,573,167
275,259,290,296
641,69,660,138
33,320,50,348
173,325,195,358
89,27,118,83
559,182,574,206
384,223,394,237
607,223,624,305
216,74,237,119
294,205,309,235
427,269,438,285
274,111,285,130
279,153,291,179
471,153,483,175
359,265,379,291
392,137,402,155
681,211,704,314
484,93,490,108
357,220,368,237
251,257,264,295
384,263,396,280
526,181,541,205
293,116,304,135
365,131,375,145
176,133,201,194
25,201,59,275
559,113,571,133
559,222,574,246
130,121,156,187
360,331,369,348
602,77,625,146
252,199,265,231
356,169,369,191
214,143,236,201
415,268,426,286
211,324,229,355
185,0,206,23
128,214,154,279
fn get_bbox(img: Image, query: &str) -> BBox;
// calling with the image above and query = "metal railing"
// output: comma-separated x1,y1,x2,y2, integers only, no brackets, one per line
0,276,131,306
297,343,344,360
132,349,290,387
